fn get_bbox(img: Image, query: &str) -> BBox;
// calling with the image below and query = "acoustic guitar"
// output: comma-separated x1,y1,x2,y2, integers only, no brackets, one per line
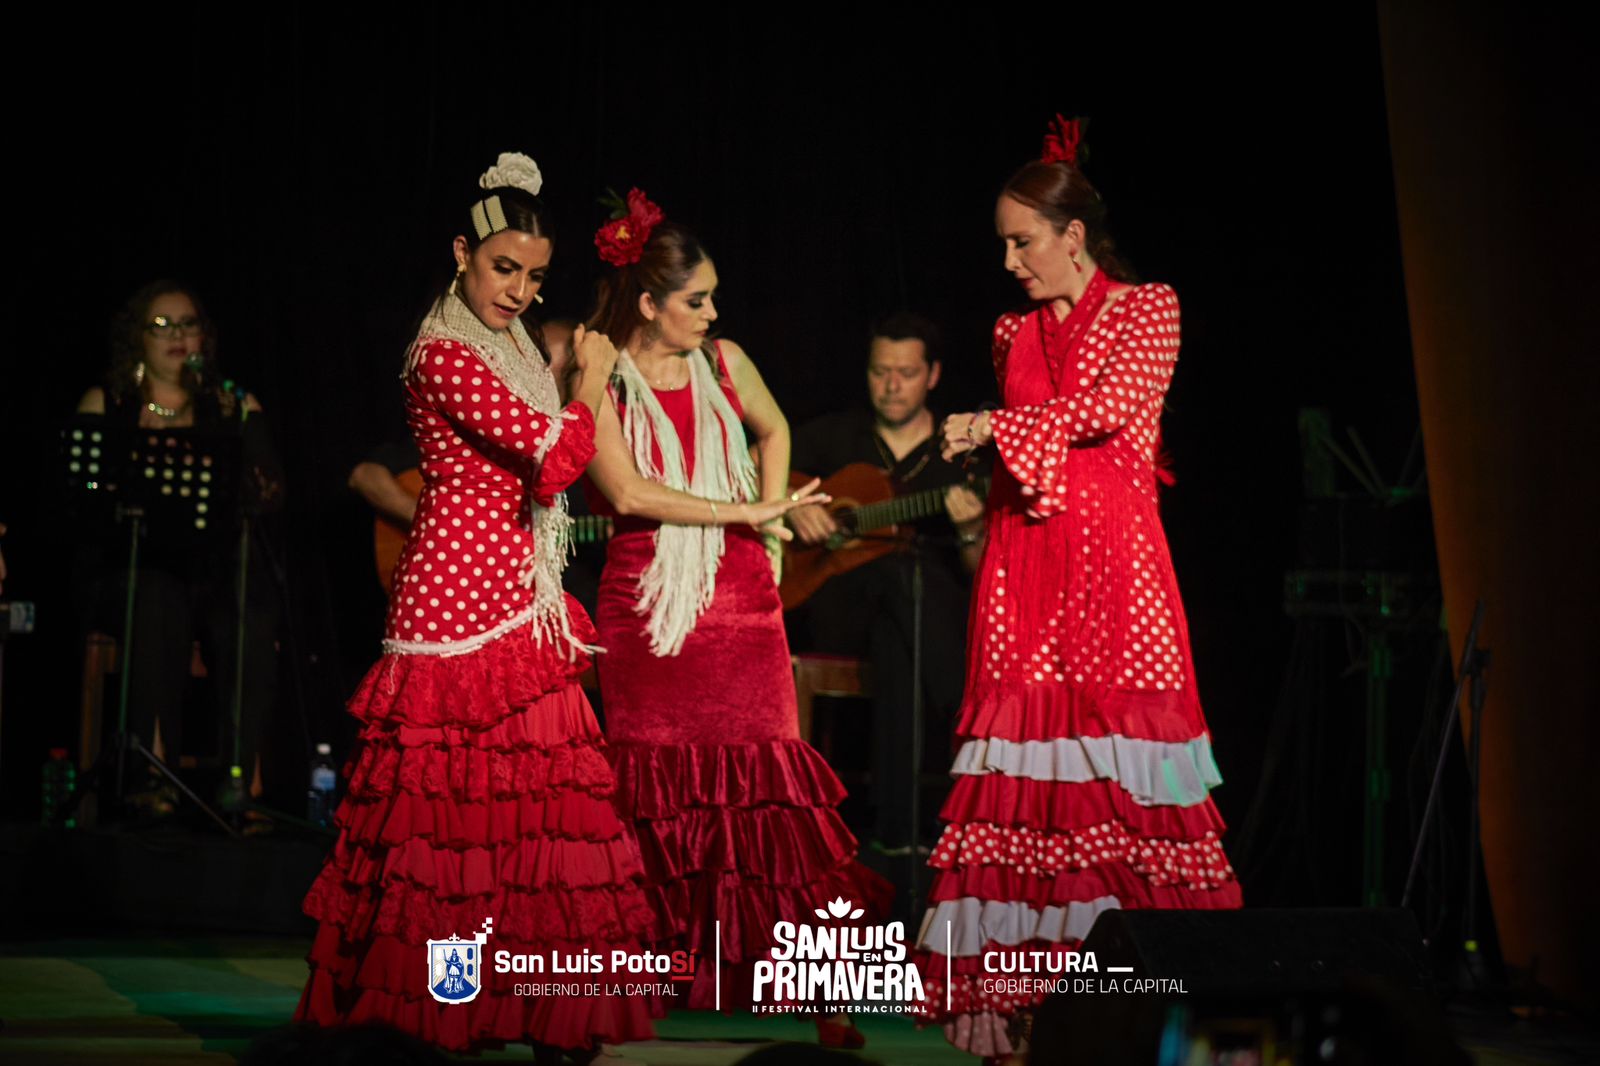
779,462,987,610
373,469,612,593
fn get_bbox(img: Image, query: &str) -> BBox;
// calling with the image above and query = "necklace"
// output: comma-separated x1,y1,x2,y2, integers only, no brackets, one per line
872,428,934,484
143,388,192,419
639,355,689,390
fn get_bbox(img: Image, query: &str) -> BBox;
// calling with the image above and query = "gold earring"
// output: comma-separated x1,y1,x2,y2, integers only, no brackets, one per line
450,265,465,296
133,361,146,386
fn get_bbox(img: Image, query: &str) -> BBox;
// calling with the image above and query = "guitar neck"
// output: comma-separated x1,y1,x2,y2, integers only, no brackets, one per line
850,482,975,534
571,514,609,544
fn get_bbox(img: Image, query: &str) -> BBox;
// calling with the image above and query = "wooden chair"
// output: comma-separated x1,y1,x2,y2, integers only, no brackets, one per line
791,653,871,759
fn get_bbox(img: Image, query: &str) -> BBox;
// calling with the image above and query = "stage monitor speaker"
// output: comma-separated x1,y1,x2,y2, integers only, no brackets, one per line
1079,907,1432,997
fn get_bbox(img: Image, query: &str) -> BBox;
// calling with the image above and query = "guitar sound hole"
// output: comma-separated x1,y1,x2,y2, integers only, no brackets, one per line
825,509,858,552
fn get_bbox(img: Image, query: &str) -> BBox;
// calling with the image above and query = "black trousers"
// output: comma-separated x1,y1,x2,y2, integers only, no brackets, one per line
80,548,280,782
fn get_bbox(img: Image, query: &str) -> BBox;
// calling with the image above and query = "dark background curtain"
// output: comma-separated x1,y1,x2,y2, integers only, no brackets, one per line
4,8,1440,921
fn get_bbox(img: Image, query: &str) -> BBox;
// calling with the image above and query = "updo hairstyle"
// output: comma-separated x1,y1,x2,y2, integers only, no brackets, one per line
1002,161,1139,284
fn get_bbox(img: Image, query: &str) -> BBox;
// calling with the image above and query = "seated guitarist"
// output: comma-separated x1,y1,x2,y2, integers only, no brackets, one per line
787,312,988,854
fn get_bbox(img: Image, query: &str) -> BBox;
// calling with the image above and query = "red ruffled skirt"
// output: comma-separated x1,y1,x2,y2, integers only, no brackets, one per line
914,476,1243,1058
295,610,656,1052
597,527,893,1010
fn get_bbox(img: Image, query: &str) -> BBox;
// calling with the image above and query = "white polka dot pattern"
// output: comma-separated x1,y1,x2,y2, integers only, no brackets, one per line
990,285,1180,520
969,286,1191,692
917,283,1240,1052
383,339,589,648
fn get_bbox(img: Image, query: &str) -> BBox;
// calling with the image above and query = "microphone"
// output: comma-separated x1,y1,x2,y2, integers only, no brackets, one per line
184,352,208,387
186,353,248,421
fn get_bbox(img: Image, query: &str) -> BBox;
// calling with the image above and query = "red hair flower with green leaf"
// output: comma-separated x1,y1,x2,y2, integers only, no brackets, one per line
594,187,664,267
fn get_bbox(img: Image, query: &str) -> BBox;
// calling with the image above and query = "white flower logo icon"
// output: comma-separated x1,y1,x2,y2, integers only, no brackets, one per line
814,896,864,921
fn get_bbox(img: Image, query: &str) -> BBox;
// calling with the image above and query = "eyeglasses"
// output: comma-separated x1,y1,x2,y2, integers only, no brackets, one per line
146,315,204,338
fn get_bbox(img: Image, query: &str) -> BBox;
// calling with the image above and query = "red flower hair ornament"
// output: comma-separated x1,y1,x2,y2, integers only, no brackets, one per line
594,187,665,267
1041,114,1083,166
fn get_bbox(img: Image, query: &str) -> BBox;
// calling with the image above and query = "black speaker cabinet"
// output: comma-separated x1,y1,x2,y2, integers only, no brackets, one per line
1030,909,1465,1066
1078,907,1432,996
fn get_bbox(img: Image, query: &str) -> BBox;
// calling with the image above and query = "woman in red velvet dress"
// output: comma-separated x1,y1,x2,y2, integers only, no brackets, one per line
295,154,654,1062
583,191,889,1043
928,122,1244,1059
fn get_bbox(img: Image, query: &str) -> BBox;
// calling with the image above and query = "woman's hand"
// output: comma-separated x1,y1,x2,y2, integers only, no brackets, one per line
571,324,619,379
569,325,618,417
727,478,830,541
940,411,993,461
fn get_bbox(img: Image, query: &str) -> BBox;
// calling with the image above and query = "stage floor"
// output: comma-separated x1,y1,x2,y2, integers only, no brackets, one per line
0,936,969,1065
0,937,1590,1065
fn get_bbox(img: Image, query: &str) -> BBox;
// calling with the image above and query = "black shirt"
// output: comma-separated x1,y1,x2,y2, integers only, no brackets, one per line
790,408,985,545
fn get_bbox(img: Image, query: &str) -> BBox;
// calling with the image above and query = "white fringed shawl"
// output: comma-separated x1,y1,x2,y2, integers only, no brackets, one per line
613,346,758,656
402,293,589,657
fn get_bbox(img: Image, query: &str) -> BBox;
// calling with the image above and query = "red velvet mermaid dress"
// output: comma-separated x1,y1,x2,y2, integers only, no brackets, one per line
296,332,655,1052
594,350,891,1011
916,282,1243,1057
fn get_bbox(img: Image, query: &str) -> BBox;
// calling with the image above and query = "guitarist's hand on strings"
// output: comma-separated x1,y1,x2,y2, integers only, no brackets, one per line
720,478,830,542
945,484,985,529
940,411,994,461
786,502,838,546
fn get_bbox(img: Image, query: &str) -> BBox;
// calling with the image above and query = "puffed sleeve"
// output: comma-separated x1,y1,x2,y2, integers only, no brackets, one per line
988,285,1180,517
992,310,1026,384
409,339,597,503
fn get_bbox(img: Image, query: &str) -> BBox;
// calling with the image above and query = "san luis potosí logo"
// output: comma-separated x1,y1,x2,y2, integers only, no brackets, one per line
751,897,925,1011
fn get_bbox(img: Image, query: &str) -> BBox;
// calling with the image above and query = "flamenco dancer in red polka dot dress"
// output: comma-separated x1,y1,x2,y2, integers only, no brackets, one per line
926,120,1243,1059
295,154,654,1061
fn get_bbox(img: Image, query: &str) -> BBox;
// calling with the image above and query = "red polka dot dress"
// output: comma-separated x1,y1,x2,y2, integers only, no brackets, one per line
916,275,1242,1057
296,299,655,1053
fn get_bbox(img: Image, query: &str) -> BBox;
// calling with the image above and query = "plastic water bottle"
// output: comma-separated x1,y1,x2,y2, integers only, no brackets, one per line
41,748,76,829
308,743,338,827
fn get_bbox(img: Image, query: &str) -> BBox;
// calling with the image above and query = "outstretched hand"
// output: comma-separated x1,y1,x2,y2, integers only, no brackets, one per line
736,478,830,542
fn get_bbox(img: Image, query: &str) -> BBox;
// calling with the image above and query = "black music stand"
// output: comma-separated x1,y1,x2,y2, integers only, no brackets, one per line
1402,598,1496,990
60,419,241,835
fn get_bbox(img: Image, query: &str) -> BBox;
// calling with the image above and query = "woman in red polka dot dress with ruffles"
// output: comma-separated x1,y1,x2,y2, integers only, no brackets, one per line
296,155,654,1062
927,122,1243,1060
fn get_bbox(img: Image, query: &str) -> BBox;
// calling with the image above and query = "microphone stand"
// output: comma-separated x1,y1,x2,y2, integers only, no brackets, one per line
1401,598,1495,990
849,528,962,922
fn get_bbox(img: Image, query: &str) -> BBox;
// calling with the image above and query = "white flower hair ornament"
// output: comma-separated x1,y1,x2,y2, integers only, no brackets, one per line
480,152,543,197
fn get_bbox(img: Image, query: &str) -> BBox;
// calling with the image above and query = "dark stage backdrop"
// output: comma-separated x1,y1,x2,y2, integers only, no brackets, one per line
3,10,1415,896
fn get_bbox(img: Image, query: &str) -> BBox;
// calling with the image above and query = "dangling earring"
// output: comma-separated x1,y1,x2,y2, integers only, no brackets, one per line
133,361,146,387
1070,252,1083,275
449,266,464,296
531,292,544,305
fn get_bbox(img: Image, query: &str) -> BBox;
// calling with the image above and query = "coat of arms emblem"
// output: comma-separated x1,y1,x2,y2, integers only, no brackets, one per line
427,917,493,1004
